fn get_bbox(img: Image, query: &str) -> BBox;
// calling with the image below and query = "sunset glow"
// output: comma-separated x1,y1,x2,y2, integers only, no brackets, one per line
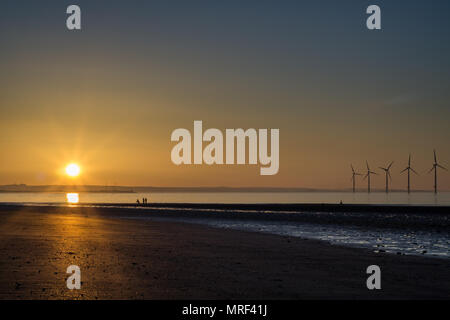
0,1,449,304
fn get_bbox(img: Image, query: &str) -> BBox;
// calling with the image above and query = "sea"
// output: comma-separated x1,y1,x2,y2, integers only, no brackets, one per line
0,191,450,205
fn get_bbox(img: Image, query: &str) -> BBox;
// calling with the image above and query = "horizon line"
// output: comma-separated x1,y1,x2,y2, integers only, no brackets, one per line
0,184,449,193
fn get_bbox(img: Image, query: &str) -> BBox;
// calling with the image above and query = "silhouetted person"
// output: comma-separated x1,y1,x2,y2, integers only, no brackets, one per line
136,199,140,205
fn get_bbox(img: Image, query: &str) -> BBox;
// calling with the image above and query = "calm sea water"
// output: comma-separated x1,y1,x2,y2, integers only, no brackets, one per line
0,191,450,205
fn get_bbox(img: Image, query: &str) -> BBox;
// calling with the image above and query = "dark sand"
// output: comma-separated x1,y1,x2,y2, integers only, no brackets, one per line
0,205,449,299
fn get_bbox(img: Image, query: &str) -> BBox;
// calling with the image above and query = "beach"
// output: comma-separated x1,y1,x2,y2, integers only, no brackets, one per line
0,204,449,299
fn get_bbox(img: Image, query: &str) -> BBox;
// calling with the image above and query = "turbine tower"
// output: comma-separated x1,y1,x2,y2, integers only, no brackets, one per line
363,161,377,193
379,161,394,193
428,149,447,194
350,164,362,193
400,154,418,194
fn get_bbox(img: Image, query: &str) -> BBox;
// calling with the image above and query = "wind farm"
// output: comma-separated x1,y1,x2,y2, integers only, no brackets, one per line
351,151,448,193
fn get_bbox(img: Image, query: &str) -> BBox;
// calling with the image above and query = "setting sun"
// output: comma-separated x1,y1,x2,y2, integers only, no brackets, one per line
65,163,81,177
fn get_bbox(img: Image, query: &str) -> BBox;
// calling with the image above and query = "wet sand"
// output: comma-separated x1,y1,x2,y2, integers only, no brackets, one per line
0,205,449,299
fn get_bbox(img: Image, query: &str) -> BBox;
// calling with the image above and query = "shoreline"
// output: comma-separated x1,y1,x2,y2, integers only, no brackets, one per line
2,202,450,212
0,205,449,299
1,203,448,232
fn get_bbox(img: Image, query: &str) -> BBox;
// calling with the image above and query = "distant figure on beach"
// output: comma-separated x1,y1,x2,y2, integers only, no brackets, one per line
136,199,140,205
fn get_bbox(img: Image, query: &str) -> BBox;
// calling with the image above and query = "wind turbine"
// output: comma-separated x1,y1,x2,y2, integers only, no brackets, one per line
428,149,447,194
379,161,394,193
400,154,418,194
350,164,363,193
363,161,377,193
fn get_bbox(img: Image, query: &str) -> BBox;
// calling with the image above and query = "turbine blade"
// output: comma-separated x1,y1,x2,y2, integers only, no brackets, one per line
408,154,411,166
400,168,408,174
437,164,448,171
428,167,435,174
434,150,437,163
411,167,419,175
388,161,394,169
366,161,370,170
388,171,392,180
363,174,368,180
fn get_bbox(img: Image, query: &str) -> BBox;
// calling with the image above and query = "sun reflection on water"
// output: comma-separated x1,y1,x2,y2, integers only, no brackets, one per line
66,193,79,204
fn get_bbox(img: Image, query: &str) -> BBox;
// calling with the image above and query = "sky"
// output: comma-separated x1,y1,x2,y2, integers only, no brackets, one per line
1,0,450,190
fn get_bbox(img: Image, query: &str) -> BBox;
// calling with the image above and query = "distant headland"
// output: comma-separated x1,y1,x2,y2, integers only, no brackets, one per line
0,184,439,193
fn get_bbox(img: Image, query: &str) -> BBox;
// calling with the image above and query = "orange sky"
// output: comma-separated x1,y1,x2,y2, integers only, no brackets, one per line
1,1,449,190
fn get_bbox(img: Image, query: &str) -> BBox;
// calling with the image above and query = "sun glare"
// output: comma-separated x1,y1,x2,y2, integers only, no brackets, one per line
66,163,81,177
